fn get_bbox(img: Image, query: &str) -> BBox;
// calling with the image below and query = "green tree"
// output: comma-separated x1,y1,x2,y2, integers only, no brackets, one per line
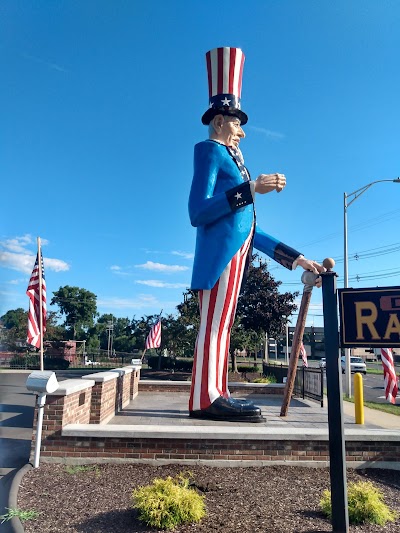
1,308,27,331
161,314,188,357
176,290,200,356
236,256,298,339
0,308,28,351
50,286,98,339
127,315,159,354
45,311,67,342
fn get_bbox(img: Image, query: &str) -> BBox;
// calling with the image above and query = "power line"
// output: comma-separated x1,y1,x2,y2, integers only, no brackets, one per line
298,208,400,249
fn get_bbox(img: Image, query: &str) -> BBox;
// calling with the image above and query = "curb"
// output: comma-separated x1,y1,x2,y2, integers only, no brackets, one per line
8,463,33,533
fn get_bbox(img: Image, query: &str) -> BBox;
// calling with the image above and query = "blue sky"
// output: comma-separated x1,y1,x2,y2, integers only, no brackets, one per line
1,0,400,328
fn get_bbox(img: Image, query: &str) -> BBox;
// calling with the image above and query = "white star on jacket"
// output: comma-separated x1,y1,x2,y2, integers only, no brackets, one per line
235,192,242,200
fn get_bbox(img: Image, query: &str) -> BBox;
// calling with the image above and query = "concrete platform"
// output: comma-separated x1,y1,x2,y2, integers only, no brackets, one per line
108,389,393,431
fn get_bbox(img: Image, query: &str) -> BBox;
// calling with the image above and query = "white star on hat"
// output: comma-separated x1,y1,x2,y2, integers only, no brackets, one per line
221,97,231,106
235,192,242,200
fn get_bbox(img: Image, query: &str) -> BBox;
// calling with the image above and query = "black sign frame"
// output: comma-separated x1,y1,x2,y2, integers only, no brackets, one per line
338,286,400,348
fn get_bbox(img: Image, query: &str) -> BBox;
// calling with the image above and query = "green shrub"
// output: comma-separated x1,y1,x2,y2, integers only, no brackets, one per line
320,480,397,525
146,356,193,372
237,364,259,373
43,357,70,370
10,354,70,370
65,465,99,475
0,507,40,524
253,374,277,384
9,354,38,369
132,473,206,530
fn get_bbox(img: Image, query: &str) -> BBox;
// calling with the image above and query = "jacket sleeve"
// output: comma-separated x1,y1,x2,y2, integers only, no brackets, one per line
254,224,302,270
189,142,253,227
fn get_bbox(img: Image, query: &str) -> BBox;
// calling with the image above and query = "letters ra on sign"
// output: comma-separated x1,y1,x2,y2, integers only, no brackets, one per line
338,287,400,348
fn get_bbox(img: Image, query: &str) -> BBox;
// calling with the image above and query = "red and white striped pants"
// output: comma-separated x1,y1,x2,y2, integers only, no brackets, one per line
189,229,253,411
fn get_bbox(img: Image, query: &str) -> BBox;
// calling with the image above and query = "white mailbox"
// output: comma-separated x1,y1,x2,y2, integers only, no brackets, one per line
26,370,59,394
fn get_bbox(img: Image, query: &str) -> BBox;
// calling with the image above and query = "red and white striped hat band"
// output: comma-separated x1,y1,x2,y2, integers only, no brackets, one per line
201,47,248,126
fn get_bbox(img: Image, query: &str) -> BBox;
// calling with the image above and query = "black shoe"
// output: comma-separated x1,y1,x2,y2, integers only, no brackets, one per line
229,397,255,407
189,396,265,423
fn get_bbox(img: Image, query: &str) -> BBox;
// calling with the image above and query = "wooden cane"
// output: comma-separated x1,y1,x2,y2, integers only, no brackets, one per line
280,271,319,417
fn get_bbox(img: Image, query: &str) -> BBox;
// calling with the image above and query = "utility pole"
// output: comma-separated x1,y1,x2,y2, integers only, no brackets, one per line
106,319,114,358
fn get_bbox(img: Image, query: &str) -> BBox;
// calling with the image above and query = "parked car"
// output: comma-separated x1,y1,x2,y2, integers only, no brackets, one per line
84,359,100,366
319,358,326,369
340,356,367,374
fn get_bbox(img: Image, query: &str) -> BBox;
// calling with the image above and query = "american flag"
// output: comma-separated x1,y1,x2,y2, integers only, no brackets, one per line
145,320,161,350
26,252,47,348
300,342,308,367
380,348,398,404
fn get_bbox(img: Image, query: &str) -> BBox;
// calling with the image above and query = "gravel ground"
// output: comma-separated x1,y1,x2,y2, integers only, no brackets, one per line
18,464,400,532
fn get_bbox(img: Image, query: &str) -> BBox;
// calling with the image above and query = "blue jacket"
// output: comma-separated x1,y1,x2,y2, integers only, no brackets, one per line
189,140,301,290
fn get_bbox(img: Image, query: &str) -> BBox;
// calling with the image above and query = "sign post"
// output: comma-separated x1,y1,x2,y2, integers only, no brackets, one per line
321,259,349,533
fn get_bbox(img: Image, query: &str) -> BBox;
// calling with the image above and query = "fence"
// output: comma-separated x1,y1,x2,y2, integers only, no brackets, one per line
294,366,324,407
263,362,324,407
0,353,139,370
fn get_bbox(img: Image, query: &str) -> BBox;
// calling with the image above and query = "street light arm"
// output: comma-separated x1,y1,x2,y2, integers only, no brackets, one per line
346,178,400,208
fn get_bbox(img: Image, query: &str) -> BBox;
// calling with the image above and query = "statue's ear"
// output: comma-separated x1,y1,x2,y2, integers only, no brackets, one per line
213,114,225,131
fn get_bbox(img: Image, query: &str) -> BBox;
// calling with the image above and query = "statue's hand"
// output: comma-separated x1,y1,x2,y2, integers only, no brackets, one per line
255,173,286,194
297,257,326,288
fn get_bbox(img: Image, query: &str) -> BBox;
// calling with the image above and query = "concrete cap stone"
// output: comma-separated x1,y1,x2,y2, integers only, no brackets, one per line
82,372,119,383
50,379,95,396
61,423,400,441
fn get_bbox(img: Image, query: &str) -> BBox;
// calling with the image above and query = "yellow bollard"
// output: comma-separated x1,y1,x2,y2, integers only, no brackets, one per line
354,373,364,425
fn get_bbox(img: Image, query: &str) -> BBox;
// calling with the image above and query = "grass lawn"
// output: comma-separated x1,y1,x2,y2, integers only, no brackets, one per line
343,395,400,416
366,367,384,375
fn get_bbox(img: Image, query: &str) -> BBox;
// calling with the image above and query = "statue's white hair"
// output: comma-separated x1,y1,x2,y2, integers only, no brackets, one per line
208,115,237,136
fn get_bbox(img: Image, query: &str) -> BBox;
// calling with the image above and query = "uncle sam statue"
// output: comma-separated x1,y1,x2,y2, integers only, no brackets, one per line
188,47,324,422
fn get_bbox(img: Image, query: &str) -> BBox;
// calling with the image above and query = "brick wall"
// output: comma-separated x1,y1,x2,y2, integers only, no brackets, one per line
30,366,141,461
90,379,117,424
30,385,93,461
38,435,400,465
130,369,140,398
115,370,132,411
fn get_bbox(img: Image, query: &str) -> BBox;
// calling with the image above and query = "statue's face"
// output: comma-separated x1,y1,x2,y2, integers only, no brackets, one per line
214,115,245,148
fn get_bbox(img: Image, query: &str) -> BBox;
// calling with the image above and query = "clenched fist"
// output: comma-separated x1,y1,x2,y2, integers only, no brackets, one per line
254,173,286,194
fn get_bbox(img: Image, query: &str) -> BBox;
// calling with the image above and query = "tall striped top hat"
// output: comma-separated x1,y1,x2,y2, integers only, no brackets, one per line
201,47,248,125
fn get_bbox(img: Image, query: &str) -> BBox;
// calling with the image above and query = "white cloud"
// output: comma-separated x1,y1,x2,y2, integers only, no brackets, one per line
171,251,194,260
135,261,189,273
45,257,70,272
0,235,33,253
21,52,68,73
97,297,155,309
247,126,285,140
97,294,178,311
8,279,25,285
0,235,70,275
110,265,121,271
136,280,188,289
0,251,39,274
0,251,70,274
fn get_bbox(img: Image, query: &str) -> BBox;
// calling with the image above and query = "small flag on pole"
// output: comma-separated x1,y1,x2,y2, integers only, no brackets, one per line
145,319,161,349
380,348,398,404
300,342,308,367
26,251,47,348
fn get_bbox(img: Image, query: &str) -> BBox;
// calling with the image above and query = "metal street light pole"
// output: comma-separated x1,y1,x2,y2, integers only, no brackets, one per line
343,177,400,397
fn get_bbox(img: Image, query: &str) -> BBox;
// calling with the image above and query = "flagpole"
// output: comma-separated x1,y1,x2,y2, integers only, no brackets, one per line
37,236,44,371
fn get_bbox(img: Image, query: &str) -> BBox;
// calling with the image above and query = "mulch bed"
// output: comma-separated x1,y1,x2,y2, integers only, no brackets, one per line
18,463,400,532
